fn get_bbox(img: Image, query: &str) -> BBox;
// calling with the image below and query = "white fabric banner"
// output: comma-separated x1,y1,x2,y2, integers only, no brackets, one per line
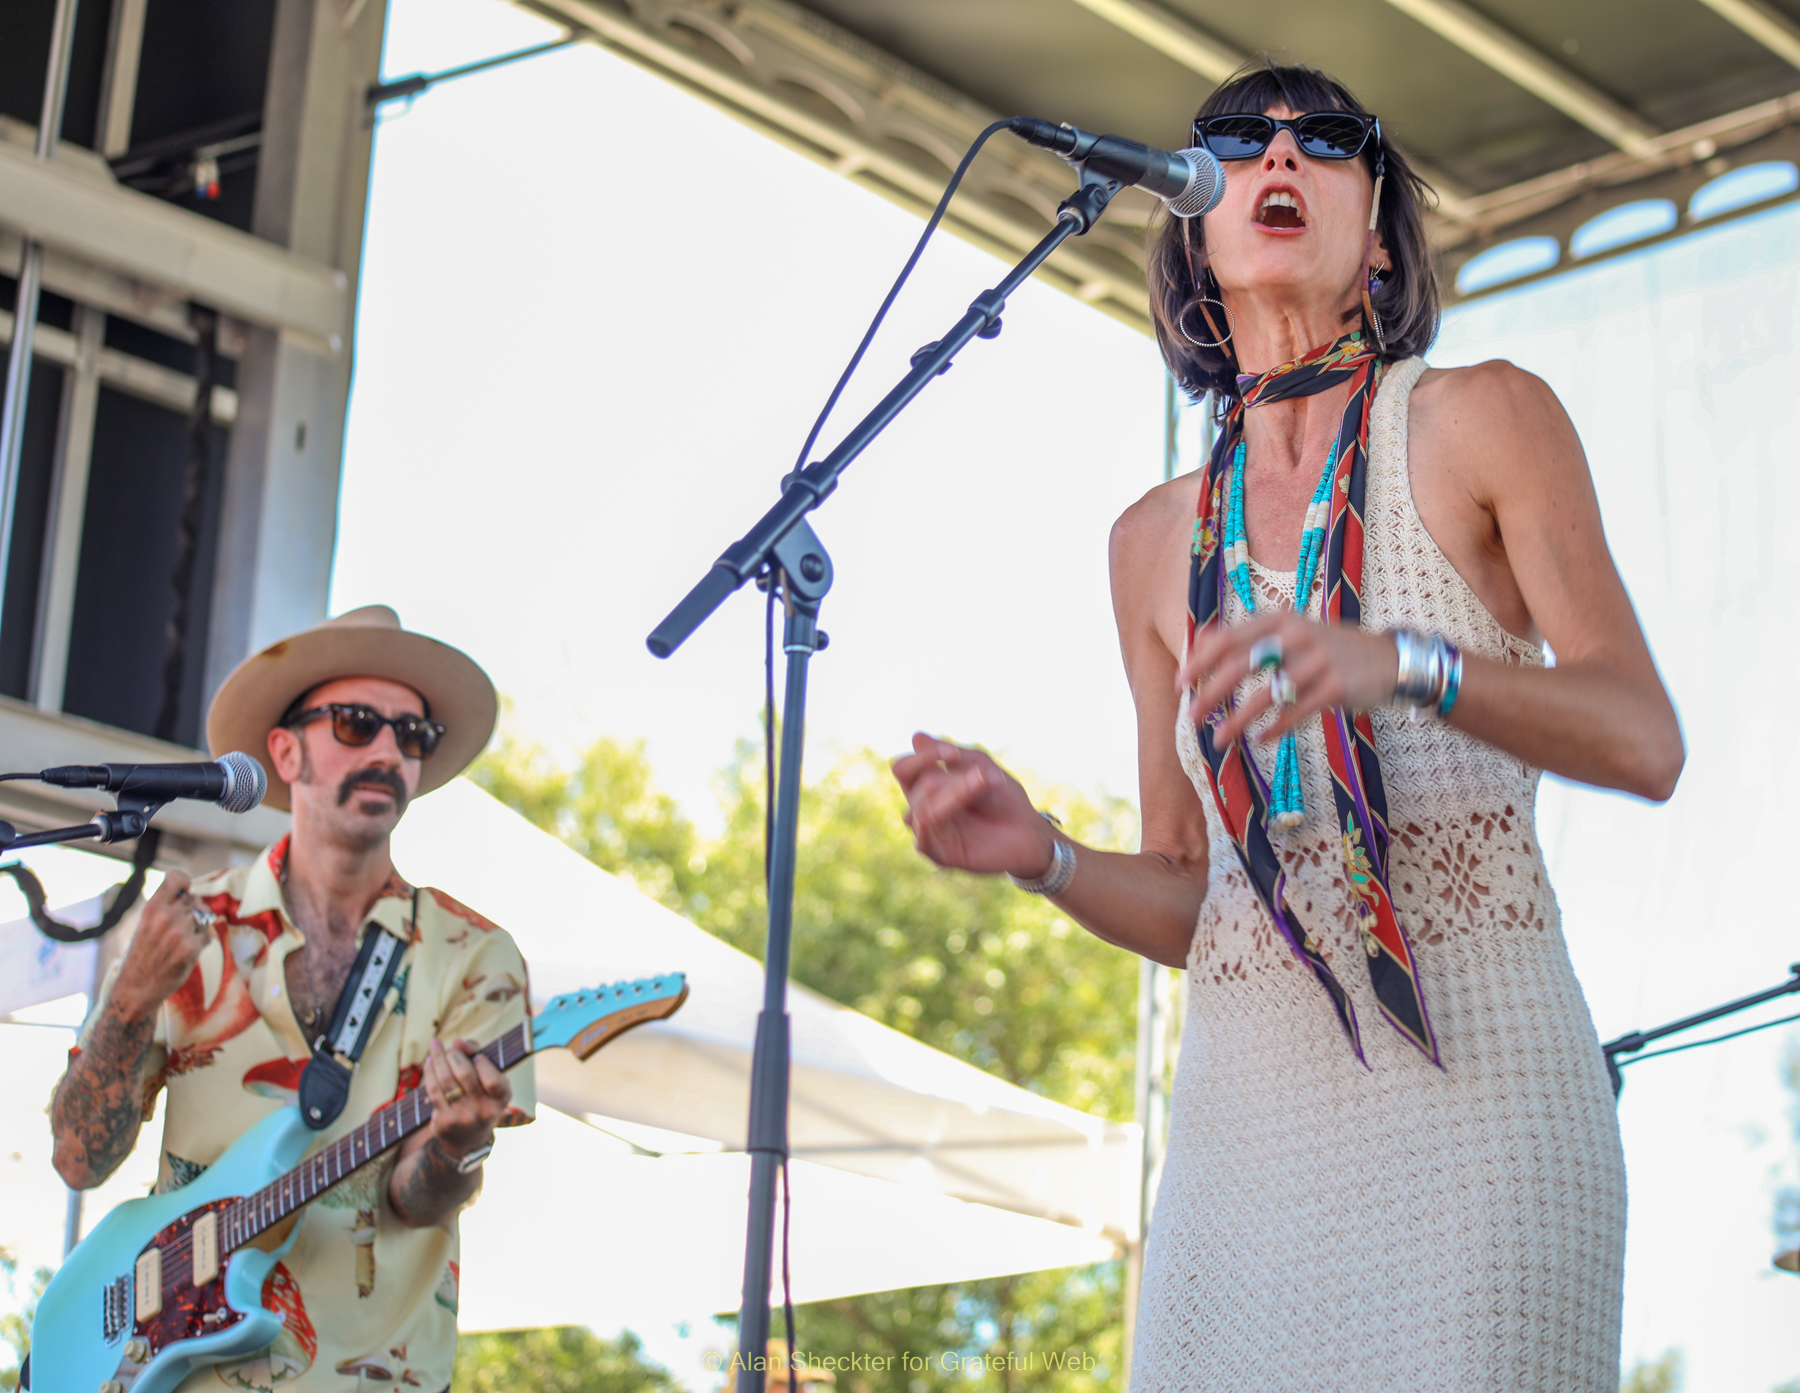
0,896,103,1016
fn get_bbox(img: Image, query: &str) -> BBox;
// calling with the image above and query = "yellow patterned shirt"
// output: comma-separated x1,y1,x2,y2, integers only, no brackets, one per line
75,834,536,1392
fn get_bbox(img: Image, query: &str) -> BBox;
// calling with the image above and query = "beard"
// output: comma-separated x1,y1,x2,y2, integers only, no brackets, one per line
336,764,409,815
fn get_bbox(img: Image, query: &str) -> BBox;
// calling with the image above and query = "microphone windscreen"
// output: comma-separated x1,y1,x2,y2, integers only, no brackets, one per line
217,751,267,813
1168,147,1225,218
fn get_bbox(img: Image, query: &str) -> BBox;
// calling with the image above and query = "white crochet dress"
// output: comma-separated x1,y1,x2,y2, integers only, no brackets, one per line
1133,357,1626,1391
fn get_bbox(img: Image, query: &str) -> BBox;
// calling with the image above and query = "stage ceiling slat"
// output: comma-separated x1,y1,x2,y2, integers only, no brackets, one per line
517,0,1800,326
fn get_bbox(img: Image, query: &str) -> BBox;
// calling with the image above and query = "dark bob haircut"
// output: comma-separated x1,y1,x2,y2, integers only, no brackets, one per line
1148,61,1440,402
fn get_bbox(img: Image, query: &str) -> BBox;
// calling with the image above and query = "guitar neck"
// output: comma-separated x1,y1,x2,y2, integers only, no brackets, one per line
221,1023,530,1253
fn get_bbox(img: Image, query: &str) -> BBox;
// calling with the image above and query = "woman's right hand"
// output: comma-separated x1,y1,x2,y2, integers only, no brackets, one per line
891,733,1058,879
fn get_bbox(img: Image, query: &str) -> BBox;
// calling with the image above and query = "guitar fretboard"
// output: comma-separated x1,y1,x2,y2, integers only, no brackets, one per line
220,1022,530,1254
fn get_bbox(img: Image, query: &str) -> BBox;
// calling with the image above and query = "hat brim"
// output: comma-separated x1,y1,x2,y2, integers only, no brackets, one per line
206,626,496,812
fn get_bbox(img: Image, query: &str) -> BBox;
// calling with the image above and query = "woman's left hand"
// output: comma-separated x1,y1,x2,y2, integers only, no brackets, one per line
1179,611,1399,748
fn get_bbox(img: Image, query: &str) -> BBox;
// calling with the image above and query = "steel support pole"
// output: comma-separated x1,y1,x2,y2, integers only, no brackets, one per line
0,0,81,619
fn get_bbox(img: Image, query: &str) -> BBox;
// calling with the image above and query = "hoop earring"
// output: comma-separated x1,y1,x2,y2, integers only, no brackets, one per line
1177,295,1234,349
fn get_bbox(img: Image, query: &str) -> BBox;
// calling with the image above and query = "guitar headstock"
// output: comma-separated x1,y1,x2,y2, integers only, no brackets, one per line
531,974,689,1060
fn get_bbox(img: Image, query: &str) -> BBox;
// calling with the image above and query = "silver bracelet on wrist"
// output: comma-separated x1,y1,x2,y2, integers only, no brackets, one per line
1390,629,1460,721
452,1138,494,1175
1010,835,1076,897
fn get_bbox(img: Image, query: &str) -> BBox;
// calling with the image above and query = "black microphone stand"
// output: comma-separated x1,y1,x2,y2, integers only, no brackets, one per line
0,794,169,850
1601,962,1800,1097
646,170,1124,1393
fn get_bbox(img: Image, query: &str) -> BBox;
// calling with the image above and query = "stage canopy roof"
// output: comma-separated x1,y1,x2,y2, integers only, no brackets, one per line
507,0,1800,327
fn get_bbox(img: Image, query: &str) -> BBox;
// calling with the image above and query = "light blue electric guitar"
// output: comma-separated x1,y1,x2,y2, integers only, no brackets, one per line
30,973,688,1393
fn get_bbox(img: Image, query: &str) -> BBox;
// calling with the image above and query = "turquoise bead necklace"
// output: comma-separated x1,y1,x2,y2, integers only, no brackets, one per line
1222,435,1339,830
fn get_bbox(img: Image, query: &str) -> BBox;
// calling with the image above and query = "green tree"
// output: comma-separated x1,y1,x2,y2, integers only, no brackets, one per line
470,729,703,912
475,729,1142,1390
0,1246,50,1393
453,1327,680,1393
686,744,1141,1117
1619,1349,1681,1393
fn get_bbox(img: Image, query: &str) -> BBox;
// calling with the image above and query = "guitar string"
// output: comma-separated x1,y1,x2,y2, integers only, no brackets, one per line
153,1025,528,1271
167,1028,520,1265
147,981,670,1274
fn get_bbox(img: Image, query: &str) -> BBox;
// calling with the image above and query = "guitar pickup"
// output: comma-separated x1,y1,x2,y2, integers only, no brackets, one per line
134,1246,161,1319
191,1211,220,1287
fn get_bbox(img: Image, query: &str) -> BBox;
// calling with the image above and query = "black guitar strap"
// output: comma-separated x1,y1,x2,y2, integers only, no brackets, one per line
298,893,413,1130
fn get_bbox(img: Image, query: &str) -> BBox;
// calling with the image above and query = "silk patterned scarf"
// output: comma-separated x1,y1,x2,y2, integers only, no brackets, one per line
1186,332,1440,1067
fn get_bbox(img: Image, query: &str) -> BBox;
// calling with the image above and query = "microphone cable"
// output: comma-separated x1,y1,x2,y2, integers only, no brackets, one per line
759,116,1013,1371
765,117,1015,846
787,118,1012,479
0,828,163,944
1614,1008,1800,1068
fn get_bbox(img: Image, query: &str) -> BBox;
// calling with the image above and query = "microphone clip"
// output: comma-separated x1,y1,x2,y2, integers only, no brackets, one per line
91,793,170,844
1057,170,1121,235
0,790,170,851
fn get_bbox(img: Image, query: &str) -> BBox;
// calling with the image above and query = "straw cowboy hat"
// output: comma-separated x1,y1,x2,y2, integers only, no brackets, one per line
205,605,496,812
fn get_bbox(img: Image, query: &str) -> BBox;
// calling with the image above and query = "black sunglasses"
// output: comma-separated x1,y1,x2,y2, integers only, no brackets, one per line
284,703,445,760
1193,111,1380,164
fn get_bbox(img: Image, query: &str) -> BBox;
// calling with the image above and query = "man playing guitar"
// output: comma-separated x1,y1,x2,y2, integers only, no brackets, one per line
48,605,531,1391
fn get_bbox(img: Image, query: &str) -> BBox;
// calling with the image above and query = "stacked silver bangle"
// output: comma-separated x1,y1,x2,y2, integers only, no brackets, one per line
1010,824,1076,897
1391,629,1464,720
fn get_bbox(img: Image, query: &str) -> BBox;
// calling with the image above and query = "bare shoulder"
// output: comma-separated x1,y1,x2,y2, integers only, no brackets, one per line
1411,359,1567,437
1412,359,1577,450
1410,358,1587,500
1110,470,1198,580
1110,469,1201,661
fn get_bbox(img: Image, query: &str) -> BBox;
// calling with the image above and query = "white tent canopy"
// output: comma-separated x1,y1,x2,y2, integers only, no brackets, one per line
0,779,1133,1329
393,780,1135,1323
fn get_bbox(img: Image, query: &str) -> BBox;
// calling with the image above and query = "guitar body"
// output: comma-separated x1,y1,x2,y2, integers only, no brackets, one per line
32,972,688,1392
31,1107,311,1393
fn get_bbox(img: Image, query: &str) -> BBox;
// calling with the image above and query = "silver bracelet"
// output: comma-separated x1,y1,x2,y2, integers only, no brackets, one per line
453,1139,494,1175
1391,629,1454,718
1010,837,1076,897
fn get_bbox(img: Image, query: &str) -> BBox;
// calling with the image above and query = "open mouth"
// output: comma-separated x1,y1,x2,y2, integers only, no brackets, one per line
1254,189,1307,229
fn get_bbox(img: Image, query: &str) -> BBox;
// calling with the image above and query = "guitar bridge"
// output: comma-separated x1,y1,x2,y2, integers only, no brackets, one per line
102,1274,130,1343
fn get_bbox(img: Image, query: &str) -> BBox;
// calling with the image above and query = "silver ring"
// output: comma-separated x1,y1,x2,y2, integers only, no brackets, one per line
1270,670,1298,710
1248,636,1283,674
189,905,217,932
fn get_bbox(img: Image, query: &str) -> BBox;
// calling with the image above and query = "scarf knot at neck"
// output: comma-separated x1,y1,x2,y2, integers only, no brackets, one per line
1236,332,1377,410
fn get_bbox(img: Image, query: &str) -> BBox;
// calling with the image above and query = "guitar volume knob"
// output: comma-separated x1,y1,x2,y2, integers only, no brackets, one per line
100,1382,126,1393
124,1337,151,1362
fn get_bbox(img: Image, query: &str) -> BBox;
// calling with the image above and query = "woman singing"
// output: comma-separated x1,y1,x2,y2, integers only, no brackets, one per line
892,63,1683,1389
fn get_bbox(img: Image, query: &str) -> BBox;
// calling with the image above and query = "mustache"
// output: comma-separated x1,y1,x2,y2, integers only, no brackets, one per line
337,765,408,811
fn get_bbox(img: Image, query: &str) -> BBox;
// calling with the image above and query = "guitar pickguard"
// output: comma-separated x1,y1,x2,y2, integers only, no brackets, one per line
131,1200,247,1357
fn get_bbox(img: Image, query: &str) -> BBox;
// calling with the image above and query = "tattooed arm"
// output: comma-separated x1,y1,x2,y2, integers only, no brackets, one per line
387,1037,511,1228
50,873,204,1189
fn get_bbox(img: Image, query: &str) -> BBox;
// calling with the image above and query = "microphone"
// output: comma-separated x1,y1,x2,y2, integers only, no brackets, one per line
1007,117,1224,217
40,751,268,814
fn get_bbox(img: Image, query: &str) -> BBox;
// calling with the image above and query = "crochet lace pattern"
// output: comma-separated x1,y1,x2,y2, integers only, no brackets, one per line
1135,358,1627,1391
